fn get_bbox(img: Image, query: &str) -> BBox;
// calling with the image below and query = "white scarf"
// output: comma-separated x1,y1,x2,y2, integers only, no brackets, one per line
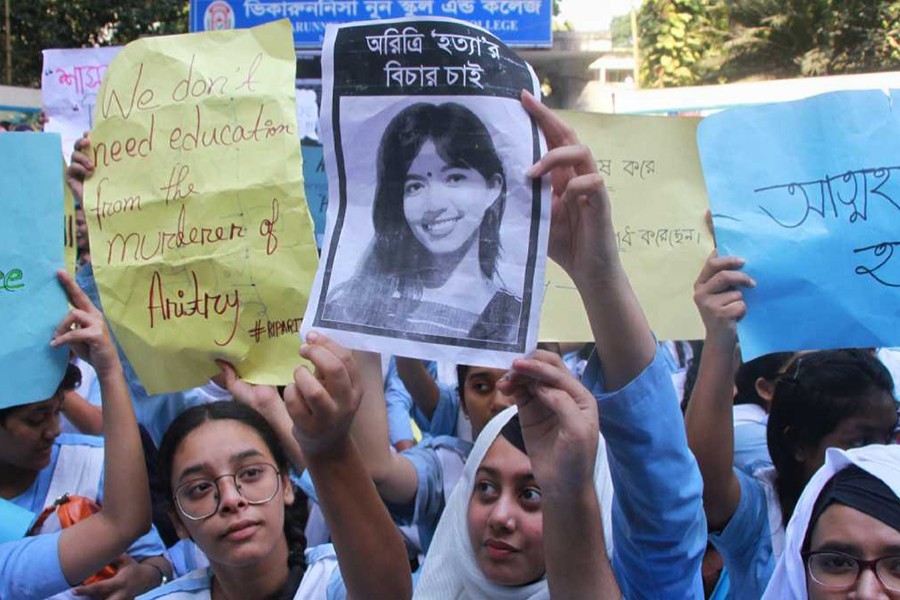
414,406,615,599
761,445,900,599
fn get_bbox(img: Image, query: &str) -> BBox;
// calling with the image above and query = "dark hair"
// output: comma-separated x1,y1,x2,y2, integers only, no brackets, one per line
734,352,794,410
767,350,897,525
157,401,308,570
0,362,82,425
803,464,900,553
329,103,506,321
499,414,527,456
457,364,470,407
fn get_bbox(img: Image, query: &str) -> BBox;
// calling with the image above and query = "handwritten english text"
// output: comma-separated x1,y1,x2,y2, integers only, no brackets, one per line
147,270,241,347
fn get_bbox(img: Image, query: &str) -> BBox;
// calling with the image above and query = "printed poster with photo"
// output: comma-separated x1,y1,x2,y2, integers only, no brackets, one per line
303,17,550,367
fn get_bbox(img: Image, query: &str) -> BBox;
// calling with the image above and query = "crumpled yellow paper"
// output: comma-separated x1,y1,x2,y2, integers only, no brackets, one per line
85,21,318,394
539,111,713,342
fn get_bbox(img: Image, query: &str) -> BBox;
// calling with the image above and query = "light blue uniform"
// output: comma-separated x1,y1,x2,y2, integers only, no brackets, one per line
391,435,472,554
709,468,779,600
0,434,167,600
165,539,209,579
410,382,459,440
384,358,459,442
400,345,706,599
13,433,167,560
582,346,707,600
0,531,68,599
138,544,345,599
76,264,230,446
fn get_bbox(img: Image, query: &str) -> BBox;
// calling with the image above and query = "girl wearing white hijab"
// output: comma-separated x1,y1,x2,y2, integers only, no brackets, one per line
415,350,618,599
762,444,900,599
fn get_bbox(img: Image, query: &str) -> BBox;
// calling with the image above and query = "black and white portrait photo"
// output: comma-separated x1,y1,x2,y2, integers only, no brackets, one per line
303,18,550,367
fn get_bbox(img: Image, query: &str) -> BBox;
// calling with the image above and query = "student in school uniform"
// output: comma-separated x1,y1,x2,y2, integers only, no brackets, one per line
686,252,898,599
342,92,707,598
762,444,900,599
138,334,412,600
415,356,619,599
0,271,154,599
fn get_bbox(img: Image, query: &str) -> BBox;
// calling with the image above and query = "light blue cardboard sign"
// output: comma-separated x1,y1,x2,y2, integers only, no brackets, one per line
698,89,900,360
0,133,69,408
301,142,328,249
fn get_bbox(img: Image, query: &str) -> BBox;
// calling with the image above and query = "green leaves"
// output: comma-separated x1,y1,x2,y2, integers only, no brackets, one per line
636,0,900,88
7,1,189,87
638,0,727,87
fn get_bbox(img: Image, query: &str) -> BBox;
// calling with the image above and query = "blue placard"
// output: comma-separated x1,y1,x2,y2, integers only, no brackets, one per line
190,0,552,48
0,133,69,408
301,142,328,248
698,89,900,360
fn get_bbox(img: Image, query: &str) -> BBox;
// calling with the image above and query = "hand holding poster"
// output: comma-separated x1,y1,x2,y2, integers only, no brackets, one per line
0,133,69,407
698,89,900,359
85,21,319,394
539,111,713,342
303,17,550,367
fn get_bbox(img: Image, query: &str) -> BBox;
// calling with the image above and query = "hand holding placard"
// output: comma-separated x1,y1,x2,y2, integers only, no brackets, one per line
85,21,319,394
0,133,69,408
698,89,900,358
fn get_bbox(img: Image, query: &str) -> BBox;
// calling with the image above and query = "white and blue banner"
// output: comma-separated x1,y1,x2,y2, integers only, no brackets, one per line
189,0,552,48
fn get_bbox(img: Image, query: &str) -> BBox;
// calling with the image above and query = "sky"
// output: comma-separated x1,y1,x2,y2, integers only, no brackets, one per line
557,0,636,31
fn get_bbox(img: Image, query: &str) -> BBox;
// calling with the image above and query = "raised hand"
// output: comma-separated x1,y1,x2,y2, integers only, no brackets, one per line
693,251,754,345
497,350,599,495
66,134,93,204
217,360,286,423
521,91,619,284
50,270,119,376
284,332,363,458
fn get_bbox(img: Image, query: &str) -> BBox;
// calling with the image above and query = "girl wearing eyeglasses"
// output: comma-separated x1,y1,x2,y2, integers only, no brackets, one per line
763,444,900,599
687,253,899,599
139,334,412,600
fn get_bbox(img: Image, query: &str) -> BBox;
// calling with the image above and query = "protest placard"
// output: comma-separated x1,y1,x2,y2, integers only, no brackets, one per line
539,111,713,342
0,133,69,407
301,141,328,248
303,17,550,368
698,89,900,359
42,47,123,162
85,21,319,394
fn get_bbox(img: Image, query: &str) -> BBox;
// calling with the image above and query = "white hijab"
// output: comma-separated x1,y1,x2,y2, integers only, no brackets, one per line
761,445,900,599
414,406,615,599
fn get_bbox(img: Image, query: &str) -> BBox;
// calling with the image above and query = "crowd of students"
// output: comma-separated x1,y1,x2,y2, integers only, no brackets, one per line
2,90,900,600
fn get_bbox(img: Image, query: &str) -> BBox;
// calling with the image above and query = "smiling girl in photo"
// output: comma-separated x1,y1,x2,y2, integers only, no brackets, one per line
323,101,522,343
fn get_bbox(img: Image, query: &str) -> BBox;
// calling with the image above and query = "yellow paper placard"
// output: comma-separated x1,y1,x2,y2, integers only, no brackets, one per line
539,111,713,342
84,21,318,394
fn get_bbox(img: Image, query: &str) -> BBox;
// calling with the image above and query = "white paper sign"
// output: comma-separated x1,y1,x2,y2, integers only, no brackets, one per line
303,17,551,368
41,47,122,162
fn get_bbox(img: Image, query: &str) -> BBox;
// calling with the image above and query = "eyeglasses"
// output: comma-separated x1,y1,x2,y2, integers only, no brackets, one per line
804,551,900,591
174,463,281,521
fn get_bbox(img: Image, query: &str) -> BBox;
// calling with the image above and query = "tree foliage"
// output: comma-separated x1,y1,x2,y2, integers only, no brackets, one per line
637,0,900,87
7,1,190,87
610,13,632,48
637,0,727,87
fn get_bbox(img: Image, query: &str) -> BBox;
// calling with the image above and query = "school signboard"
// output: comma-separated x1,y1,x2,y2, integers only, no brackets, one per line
189,0,553,48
